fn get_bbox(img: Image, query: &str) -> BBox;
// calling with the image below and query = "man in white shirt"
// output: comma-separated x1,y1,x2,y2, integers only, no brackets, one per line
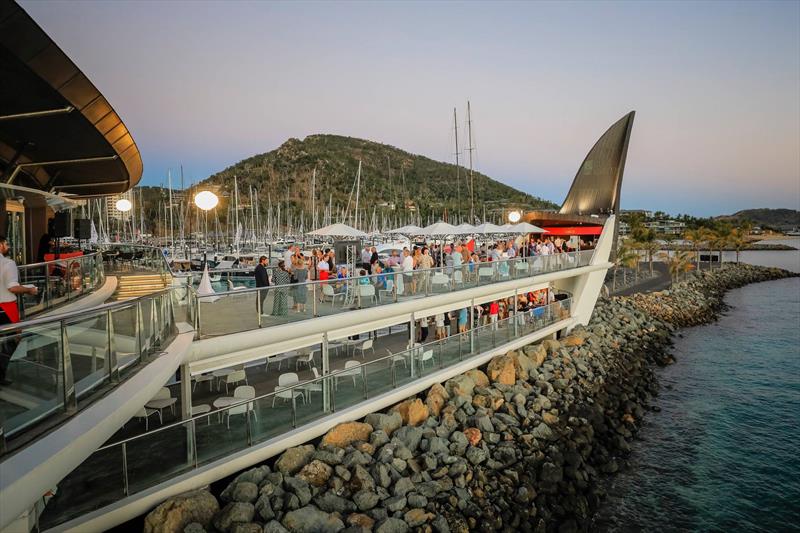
361,247,371,266
1,235,38,382
283,246,294,272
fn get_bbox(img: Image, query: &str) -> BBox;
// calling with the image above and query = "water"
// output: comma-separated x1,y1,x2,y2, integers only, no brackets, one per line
595,243,800,532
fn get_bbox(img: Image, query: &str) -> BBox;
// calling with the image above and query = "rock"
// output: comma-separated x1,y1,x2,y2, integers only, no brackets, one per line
541,339,561,354
213,503,255,533
275,445,315,475
284,477,312,506
532,423,555,441
407,493,428,508
254,495,274,521
230,482,258,503
524,343,548,367
562,335,584,347
231,524,262,533
463,428,482,446
393,426,424,452
297,459,333,487
347,513,375,530
262,521,289,533
542,412,558,425
540,462,563,483
183,523,206,533
509,351,535,380
353,490,381,511
390,398,429,427
393,477,415,497
464,369,489,388
375,517,409,533
465,445,487,465
144,489,219,533
384,495,407,512
282,505,345,533
431,515,451,533
445,375,476,398
404,508,434,527
315,492,357,514
365,412,403,436
486,354,516,385
233,466,270,486
322,422,374,448
425,383,449,416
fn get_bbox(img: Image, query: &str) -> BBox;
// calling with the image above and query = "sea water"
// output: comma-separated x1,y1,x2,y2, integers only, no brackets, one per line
594,242,800,531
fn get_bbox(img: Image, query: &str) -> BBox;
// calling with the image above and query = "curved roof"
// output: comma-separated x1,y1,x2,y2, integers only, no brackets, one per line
559,111,635,216
0,0,142,197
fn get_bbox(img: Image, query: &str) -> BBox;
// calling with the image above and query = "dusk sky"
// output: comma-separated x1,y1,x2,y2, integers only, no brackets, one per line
21,0,800,217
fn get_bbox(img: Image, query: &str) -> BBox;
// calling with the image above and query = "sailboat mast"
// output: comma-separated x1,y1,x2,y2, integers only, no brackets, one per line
467,100,475,222
453,107,461,221
354,160,362,229
168,170,175,258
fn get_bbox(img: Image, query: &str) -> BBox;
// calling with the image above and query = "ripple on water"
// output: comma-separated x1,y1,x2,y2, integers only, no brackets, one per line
594,277,800,532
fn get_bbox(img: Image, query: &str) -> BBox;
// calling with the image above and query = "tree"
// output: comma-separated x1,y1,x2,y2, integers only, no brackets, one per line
638,231,660,276
697,227,717,270
684,228,703,270
615,243,639,286
729,227,749,263
661,250,695,283
712,223,733,269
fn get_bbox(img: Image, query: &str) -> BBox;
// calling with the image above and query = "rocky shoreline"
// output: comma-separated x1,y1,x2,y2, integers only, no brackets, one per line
143,264,797,533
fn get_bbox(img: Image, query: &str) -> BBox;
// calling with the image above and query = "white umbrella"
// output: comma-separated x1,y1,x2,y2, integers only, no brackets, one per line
454,223,477,235
308,223,368,238
511,222,547,233
387,224,422,235
418,221,459,236
472,222,506,234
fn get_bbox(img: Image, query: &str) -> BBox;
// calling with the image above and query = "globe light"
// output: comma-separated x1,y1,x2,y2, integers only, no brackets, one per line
508,210,521,223
194,190,219,211
115,198,132,212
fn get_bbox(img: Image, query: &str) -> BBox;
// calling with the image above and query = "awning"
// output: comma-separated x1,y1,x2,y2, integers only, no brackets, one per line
542,226,603,236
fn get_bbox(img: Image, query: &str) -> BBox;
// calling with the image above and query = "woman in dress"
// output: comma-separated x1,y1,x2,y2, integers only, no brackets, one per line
271,260,292,316
292,251,308,313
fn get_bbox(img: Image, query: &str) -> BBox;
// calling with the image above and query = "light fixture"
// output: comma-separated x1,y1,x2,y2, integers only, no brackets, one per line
194,190,219,211
508,210,521,223
115,198,132,212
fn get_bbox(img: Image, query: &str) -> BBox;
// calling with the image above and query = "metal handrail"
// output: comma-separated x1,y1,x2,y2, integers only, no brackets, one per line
18,251,102,270
194,250,594,298
0,286,176,335
96,298,571,450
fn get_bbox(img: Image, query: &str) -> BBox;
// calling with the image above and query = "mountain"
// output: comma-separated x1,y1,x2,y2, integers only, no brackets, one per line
199,134,558,223
715,208,800,230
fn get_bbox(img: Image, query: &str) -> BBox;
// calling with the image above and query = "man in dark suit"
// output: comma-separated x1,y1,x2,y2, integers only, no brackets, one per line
255,255,270,314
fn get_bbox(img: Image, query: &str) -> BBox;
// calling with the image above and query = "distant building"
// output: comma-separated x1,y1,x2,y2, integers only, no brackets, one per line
621,209,653,218
618,221,631,235
643,219,686,235
106,193,132,221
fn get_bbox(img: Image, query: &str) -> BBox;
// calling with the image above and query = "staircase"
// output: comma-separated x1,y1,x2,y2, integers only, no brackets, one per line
113,273,171,300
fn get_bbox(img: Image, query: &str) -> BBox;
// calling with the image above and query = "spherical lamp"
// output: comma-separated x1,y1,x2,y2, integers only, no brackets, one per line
194,190,219,211
508,210,521,223
115,198,132,212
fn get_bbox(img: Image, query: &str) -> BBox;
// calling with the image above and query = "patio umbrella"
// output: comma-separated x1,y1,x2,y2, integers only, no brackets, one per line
308,223,368,238
472,222,506,234
418,221,459,236
511,222,547,233
387,224,422,235
454,223,477,235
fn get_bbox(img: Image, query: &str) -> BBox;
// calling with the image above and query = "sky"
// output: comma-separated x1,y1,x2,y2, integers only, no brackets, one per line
20,0,800,217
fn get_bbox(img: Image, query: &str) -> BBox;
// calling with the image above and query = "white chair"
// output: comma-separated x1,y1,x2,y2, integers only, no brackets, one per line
267,351,295,371
322,284,345,307
387,348,408,369
353,338,374,359
478,266,494,281
295,349,315,371
357,284,376,306
300,367,324,402
419,349,435,370
226,385,258,428
134,406,161,430
431,273,450,290
379,276,395,301
395,274,405,296
192,373,214,392
514,262,530,275
272,372,305,407
453,270,464,284
145,387,177,419
224,369,248,393
335,360,362,389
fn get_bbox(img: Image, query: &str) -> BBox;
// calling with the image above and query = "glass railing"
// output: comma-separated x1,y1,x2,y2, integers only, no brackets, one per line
41,298,571,528
0,288,178,449
190,250,592,338
97,244,173,278
16,252,105,320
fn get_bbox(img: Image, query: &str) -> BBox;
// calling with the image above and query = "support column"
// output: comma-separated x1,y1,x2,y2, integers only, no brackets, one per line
180,363,192,419
409,312,416,378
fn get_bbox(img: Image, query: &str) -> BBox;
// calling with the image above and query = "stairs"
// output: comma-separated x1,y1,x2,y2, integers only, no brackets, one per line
113,273,171,300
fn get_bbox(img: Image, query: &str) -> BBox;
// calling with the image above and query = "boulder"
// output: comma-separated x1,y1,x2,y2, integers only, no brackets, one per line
263,521,289,533
143,489,219,533
425,383,449,417
486,354,516,385
213,502,255,533
541,339,561,354
445,375,476,398
347,513,376,530
282,505,345,533
542,412,558,425
376,517,410,533
390,398,429,427
463,428,482,446
464,369,489,388
364,412,403,436
509,351,535,381
524,344,547,367
404,509,434,527
231,524,262,533
562,335,584,347
297,460,333,487
275,445,315,475
321,422,374,448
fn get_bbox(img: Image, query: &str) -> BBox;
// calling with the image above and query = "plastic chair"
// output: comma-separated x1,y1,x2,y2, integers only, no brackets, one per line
224,369,248,393
272,372,305,407
134,407,161,430
322,284,345,307
336,360,362,389
420,349,435,370
354,338,374,359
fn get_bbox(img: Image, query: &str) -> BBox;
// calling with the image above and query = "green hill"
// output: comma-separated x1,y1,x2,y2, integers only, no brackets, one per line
200,134,557,223
716,208,800,230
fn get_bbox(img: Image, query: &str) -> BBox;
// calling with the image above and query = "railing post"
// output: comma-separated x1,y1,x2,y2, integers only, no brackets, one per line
409,313,416,378
193,293,201,338
391,359,396,388
122,442,129,496
257,288,262,328
291,396,297,428
135,301,144,361
322,333,330,413
514,288,519,338
312,285,317,317
362,366,368,399
60,320,77,415
246,404,253,444
469,299,475,354
191,419,199,468
393,272,398,303
108,309,119,382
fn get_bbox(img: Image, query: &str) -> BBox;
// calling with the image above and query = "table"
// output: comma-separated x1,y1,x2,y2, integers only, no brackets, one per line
213,396,237,422
191,404,212,425
212,369,234,390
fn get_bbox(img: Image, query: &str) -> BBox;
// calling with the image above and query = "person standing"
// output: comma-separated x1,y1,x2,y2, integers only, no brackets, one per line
254,255,270,314
271,260,292,316
0,235,38,383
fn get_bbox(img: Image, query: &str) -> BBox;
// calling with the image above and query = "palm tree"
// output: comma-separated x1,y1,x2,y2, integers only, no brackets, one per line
641,238,660,276
712,224,733,269
615,243,638,287
729,227,749,263
679,251,696,279
661,250,695,283
697,227,716,270
684,228,702,270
